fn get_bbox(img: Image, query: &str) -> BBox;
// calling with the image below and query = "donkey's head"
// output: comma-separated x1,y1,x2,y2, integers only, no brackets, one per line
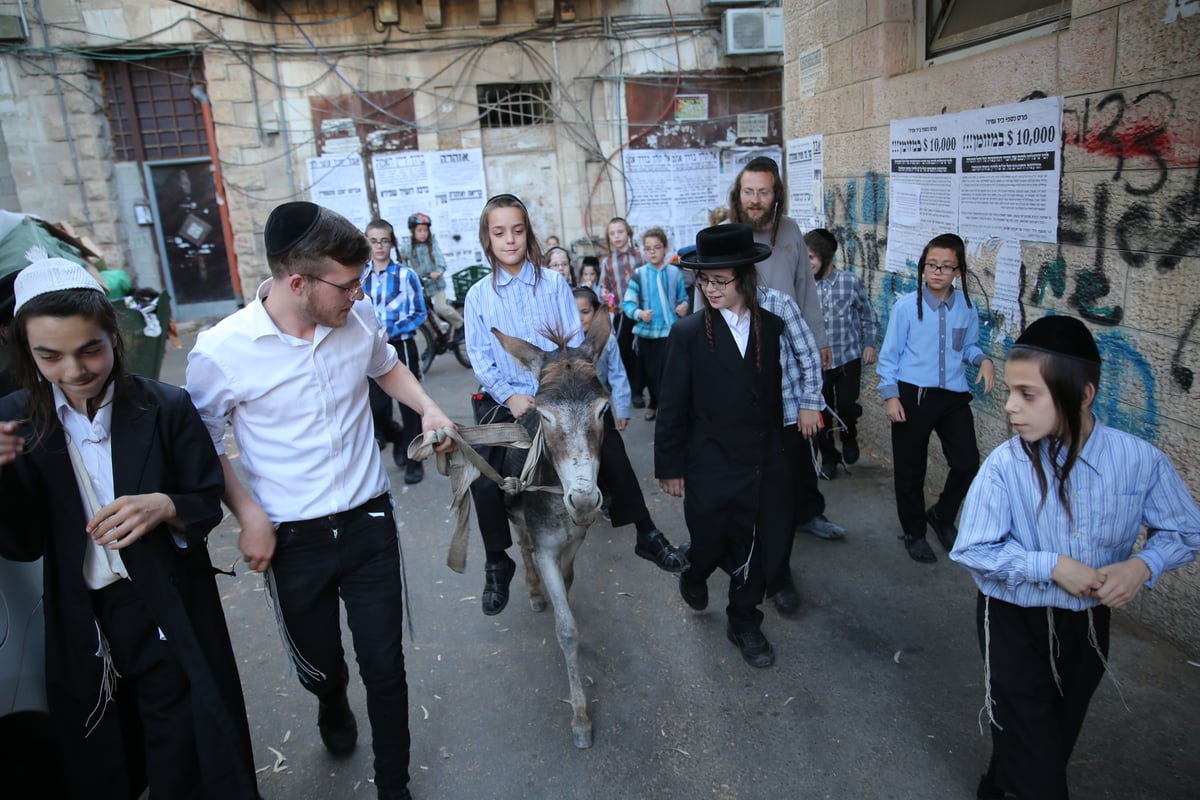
492,314,612,526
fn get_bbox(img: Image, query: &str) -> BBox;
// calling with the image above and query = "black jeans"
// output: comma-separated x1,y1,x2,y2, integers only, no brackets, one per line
977,594,1110,799
636,336,668,410
369,337,422,462
271,495,409,795
889,382,979,539
819,357,863,459
614,311,643,395
468,393,649,552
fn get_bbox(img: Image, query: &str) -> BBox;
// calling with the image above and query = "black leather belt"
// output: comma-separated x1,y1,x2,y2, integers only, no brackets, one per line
278,493,391,533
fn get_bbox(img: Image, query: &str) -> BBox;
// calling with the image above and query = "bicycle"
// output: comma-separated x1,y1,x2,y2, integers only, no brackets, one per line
416,293,471,375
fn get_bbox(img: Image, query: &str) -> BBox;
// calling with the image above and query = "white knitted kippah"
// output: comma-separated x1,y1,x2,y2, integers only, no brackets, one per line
13,256,104,313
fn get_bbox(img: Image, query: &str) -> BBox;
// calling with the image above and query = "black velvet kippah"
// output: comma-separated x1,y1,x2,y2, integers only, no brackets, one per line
265,201,322,256
1013,315,1100,363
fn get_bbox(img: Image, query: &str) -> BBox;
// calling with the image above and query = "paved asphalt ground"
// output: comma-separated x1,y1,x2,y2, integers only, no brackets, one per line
160,328,1198,800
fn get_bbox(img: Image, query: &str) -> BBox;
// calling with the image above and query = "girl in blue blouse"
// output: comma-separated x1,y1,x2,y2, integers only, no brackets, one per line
876,233,994,563
951,315,1200,800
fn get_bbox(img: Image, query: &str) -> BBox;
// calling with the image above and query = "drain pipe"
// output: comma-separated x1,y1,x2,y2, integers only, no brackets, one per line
191,86,244,297
32,0,93,230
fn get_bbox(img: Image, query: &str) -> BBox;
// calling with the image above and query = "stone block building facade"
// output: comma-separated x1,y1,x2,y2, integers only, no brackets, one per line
783,0,1199,650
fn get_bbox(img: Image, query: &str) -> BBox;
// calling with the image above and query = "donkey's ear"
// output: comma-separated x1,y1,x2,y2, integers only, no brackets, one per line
578,311,611,363
492,327,549,373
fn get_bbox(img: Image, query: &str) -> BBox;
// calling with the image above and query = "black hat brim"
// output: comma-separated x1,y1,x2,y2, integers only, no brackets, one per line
677,242,772,271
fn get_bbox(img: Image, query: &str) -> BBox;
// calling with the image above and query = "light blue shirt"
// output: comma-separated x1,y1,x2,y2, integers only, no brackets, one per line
950,418,1200,610
464,261,581,405
876,288,986,400
621,263,687,339
594,335,631,420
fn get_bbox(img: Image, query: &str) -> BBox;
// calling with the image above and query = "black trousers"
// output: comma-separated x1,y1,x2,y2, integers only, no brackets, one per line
766,424,825,595
636,336,668,410
468,393,649,553
977,594,1111,800
92,578,201,800
614,311,643,395
889,382,979,539
819,357,863,459
271,495,410,795
369,337,422,463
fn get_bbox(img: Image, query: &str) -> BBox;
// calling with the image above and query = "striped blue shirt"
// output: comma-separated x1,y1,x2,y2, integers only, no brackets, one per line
361,260,426,340
621,263,688,339
951,418,1200,610
876,288,985,400
816,268,880,369
758,286,823,424
464,261,581,405
595,335,631,420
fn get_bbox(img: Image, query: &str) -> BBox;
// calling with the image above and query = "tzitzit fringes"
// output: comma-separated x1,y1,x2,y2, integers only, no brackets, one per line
1088,607,1130,712
731,531,756,589
84,621,121,738
390,492,416,642
265,567,327,684
979,596,1002,733
1047,607,1064,696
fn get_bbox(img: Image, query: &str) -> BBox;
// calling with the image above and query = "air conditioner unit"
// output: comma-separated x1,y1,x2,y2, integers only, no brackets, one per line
724,7,784,56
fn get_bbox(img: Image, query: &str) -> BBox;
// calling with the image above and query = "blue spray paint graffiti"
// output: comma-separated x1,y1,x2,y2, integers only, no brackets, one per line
1094,331,1159,441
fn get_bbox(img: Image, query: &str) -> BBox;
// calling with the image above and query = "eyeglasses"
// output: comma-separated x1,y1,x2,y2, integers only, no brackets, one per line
696,275,736,289
368,238,393,247
739,188,774,201
643,243,665,252
925,262,959,274
306,274,365,299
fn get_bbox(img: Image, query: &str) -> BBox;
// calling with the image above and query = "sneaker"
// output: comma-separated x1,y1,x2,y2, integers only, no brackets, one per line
769,573,800,616
726,624,775,668
796,514,846,540
317,690,358,756
404,459,425,485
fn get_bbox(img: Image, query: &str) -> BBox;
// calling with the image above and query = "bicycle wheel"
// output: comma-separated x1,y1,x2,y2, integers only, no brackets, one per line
453,340,472,369
417,323,435,376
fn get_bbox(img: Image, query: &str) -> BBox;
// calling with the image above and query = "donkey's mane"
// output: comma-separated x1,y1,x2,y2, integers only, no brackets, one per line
532,322,607,404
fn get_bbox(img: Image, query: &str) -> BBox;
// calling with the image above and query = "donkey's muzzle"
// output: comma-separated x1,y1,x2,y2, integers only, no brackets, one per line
563,485,602,525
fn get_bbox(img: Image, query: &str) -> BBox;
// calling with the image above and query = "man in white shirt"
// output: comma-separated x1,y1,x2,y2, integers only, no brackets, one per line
187,202,454,800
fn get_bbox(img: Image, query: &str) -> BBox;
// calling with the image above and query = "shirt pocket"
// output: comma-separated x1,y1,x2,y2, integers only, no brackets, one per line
952,326,968,351
1096,492,1145,548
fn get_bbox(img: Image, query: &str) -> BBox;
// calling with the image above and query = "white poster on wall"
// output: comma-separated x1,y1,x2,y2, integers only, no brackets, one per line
372,150,432,229
307,153,371,233
623,148,721,255
886,96,1063,330
786,134,824,232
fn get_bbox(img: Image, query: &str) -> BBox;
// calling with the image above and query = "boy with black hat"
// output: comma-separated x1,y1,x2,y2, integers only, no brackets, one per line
951,315,1200,799
186,201,456,800
655,223,792,667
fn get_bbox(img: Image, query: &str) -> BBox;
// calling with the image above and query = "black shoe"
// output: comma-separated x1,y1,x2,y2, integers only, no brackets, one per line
631,395,646,409
820,460,838,480
727,624,775,668
404,460,425,485
481,554,516,616
317,691,358,756
393,447,406,469
903,535,937,563
678,574,708,611
769,575,800,616
926,506,957,551
635,529,689,573
842,437,860,465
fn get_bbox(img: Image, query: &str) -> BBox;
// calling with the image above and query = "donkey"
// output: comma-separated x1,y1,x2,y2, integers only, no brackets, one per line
489,314,612,749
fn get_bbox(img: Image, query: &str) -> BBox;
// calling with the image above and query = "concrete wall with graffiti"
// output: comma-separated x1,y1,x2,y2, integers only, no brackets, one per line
783,0,1199,651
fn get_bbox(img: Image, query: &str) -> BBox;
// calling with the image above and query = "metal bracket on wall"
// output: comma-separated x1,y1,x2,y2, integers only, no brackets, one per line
423,0,442,29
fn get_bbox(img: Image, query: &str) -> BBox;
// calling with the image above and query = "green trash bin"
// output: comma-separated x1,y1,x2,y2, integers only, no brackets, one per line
116,290,171,381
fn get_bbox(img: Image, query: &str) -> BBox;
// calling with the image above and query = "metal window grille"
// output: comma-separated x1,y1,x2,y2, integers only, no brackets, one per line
98,55,209,162
476,83,553,128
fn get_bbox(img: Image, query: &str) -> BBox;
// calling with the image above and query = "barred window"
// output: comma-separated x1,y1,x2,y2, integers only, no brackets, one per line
98,55,208,162
476,83,553,128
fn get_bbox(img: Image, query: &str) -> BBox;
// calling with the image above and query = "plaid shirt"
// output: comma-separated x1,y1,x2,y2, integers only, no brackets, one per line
361,260,427,340
600,246,643,312
758,286,823,425
816,268,879,369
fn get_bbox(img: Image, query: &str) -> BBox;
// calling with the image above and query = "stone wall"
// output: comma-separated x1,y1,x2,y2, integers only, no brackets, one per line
783,0,1200,652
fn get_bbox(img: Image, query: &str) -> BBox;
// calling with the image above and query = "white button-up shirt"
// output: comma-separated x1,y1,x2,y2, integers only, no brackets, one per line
186,281,399,524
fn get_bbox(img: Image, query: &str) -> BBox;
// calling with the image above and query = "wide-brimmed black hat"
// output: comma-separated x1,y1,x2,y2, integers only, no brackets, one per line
1012,315,1100,364
677,223,771,270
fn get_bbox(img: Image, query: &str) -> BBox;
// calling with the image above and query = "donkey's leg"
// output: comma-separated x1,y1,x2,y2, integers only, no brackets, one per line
532,546,592,748
511,512,546,612
559,525,589,596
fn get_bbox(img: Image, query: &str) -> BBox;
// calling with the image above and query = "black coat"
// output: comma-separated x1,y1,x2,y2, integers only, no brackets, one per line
655,308,791,549
0,376,258,800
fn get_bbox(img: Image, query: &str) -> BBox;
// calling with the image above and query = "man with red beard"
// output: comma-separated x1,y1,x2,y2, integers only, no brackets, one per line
727,158,847,594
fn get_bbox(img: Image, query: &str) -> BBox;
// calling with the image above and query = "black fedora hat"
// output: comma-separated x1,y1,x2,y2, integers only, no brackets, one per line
677,223,771,270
